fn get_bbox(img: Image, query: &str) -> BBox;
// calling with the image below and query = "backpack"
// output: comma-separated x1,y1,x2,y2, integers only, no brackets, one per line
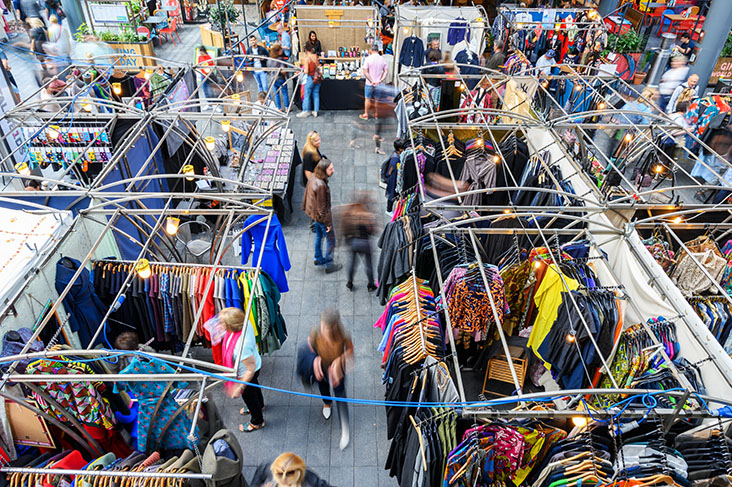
380,153,394,184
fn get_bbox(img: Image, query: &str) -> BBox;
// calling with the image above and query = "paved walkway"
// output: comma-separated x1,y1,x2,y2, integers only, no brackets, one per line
4,17,403,486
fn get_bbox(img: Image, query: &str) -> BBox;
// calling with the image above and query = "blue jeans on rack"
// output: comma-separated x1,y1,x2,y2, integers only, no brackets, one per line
272,77,289,110
303,74,320,113
253,71,269,94
313,221,335,267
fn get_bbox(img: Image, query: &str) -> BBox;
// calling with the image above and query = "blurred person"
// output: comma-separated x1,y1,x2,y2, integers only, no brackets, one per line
360,44,388,120
667,73,698,114
372,83,397,154
485,40,506,71
658,56,689,115
660,100,691,164
44,0,64,22
297,310,354,450
341,192,376,292
297,45,320,118
383,139,404,214
621,87,659,124
423,49,445,86
220,307,265,432
268,44,290,110
197,46,218,100
424,38,440,64
535,49,555,76
246,35,270,93
304,30,322,55
250,453,332,487
40,78,66,112
274,22,291,58
303,158,342,273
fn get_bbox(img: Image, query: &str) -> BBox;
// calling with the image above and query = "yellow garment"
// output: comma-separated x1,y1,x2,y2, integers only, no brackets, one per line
238,272,259,337
527,265,579,362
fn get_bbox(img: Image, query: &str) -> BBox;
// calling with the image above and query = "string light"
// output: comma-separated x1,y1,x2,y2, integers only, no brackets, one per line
15,162,30,176
165,217,180,236
586,9,599,20
597,102,606,110
221,120,231,132
47,125,60,140
204,136,216,151
655,165,663,174
503,209,511,214
624,132,634,143
566,332,576,343
236,70,244,83
144,69,153,80
475,137,483,146
541,80,549,89
112,82,122,95
534,260,542,269
574,84,582,92
493,155,500,163
231,93,241,105
672,216,683,225
136,259,152,279
183,164,195,181
81,99,92,112
572,416,588,428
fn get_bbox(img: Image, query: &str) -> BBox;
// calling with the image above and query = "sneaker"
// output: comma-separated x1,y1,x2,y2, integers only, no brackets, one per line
297,111,311,118
322,405,332,419
314,259,326,266
346,281,353,291
325,263,343,274
367,283,377,292
313,112,318,117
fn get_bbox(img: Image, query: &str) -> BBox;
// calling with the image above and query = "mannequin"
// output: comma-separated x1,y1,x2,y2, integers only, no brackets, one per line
249,453,332,487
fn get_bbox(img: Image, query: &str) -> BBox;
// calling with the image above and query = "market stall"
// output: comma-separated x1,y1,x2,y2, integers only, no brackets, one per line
292,5,378,110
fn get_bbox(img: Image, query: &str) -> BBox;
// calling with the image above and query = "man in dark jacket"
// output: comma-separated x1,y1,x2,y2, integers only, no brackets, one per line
302,158,342,273
485,40,506,71
246,35,270,93
385,139,404,214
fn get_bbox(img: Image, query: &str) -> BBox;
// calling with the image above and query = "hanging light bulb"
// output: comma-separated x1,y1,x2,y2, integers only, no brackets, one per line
15,162,30,176
165,217,180,236
624,132,634,143
221,120,231,132
493,155,500,164
574,83,582,92
231,93,240,105
204,136,216,151
112,82,122,95
541,80,549,89
534,260,542,269
81,99,92,112
47,125,60,140
655,165,663,174
182,164,195,181
403,26,409,34
503,209,511,214
597,101,606,110
144,69,153,80
236,70,244,83
572,416,588,428
475,137,483,147
586,9,599,21
136,259,152,279
566,332,576,343
673,216,683,225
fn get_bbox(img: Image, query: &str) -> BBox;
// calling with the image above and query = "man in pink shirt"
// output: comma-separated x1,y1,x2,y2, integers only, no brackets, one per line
360,44,388,120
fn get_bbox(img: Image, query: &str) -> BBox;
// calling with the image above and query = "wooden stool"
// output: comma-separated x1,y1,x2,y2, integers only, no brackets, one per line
481,345,527,397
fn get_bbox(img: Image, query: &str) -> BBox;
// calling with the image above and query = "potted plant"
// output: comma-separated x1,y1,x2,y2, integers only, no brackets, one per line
607,30,649,83
207,0,240,31
101,25,157,67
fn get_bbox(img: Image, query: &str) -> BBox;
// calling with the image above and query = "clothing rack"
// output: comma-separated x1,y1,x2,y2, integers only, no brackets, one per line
93,259,257,271
410,351,457,377
0,468,213,480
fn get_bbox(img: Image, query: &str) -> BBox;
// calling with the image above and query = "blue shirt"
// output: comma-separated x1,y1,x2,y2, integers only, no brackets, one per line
280,31,291,57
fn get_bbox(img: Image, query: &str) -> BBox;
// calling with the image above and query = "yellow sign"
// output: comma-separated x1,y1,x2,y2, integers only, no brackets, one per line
325,9,343,27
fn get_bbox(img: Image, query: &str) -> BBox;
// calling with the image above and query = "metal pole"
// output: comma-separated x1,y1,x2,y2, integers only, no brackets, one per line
647,33,677,87
691,0,732,94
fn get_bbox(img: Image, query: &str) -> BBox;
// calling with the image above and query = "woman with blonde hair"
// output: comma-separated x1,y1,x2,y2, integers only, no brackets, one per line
219,307,265,432
249,453,332,487
301,131,324,184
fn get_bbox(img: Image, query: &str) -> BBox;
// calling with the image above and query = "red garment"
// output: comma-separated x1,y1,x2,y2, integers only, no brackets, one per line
198,52,214,75
42,450,87,487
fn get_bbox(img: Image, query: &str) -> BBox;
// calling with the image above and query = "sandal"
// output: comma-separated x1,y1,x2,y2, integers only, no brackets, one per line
239,407,249,415
240,422,264,432
359,114,368,120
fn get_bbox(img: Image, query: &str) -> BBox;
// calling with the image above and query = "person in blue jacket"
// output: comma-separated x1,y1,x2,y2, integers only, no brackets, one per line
240,213,291,293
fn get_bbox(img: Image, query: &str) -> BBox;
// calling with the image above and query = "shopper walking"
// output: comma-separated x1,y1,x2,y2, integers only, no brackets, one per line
301,130,323,184
667,73,698,114
303,158,342,273
297,46,321,118
341,192,376,292
220,307,265,433
246,35,270,94
383,138,404,214
268,45,290,111
299,310,354,450
360,44,388,120
658,56,689,115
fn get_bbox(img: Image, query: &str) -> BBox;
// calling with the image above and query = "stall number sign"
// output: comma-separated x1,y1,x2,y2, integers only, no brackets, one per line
111,44,146,67
325,9,343,27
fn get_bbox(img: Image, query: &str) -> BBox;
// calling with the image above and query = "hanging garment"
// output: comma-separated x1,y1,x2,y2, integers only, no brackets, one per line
240,214,291,293
55,257,108,348
458,150,496,206
459,87,495,124
671,249,726,297
115,357,198,452
447,18,470,45
399,36,424,67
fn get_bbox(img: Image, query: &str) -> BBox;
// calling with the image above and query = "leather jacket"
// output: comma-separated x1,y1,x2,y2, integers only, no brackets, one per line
302,176,332,226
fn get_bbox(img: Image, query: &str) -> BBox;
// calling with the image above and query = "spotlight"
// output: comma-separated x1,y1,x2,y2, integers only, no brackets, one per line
624,132,634,143
144,69,153,80
204,136,216,151
81,99,92,112
493,155,500,163
655,165,663,174
165,217,180,236
236,70,244,83
566,332,576,343
534,260,542,269
572,416,588,428
673,216,683,225
136,259,152,279
47,125,60,140
231,93,241,105
597,102,606,110
112,82,122,95
183,164,195,181
221,120,231,132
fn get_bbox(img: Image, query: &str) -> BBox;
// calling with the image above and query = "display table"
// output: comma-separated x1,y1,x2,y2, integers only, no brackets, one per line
293,78,366,111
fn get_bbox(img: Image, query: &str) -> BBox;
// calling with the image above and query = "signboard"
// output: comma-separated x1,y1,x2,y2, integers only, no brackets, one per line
108,41,156,67
89,2,129,23
0,65,25,170
710,57,732,85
